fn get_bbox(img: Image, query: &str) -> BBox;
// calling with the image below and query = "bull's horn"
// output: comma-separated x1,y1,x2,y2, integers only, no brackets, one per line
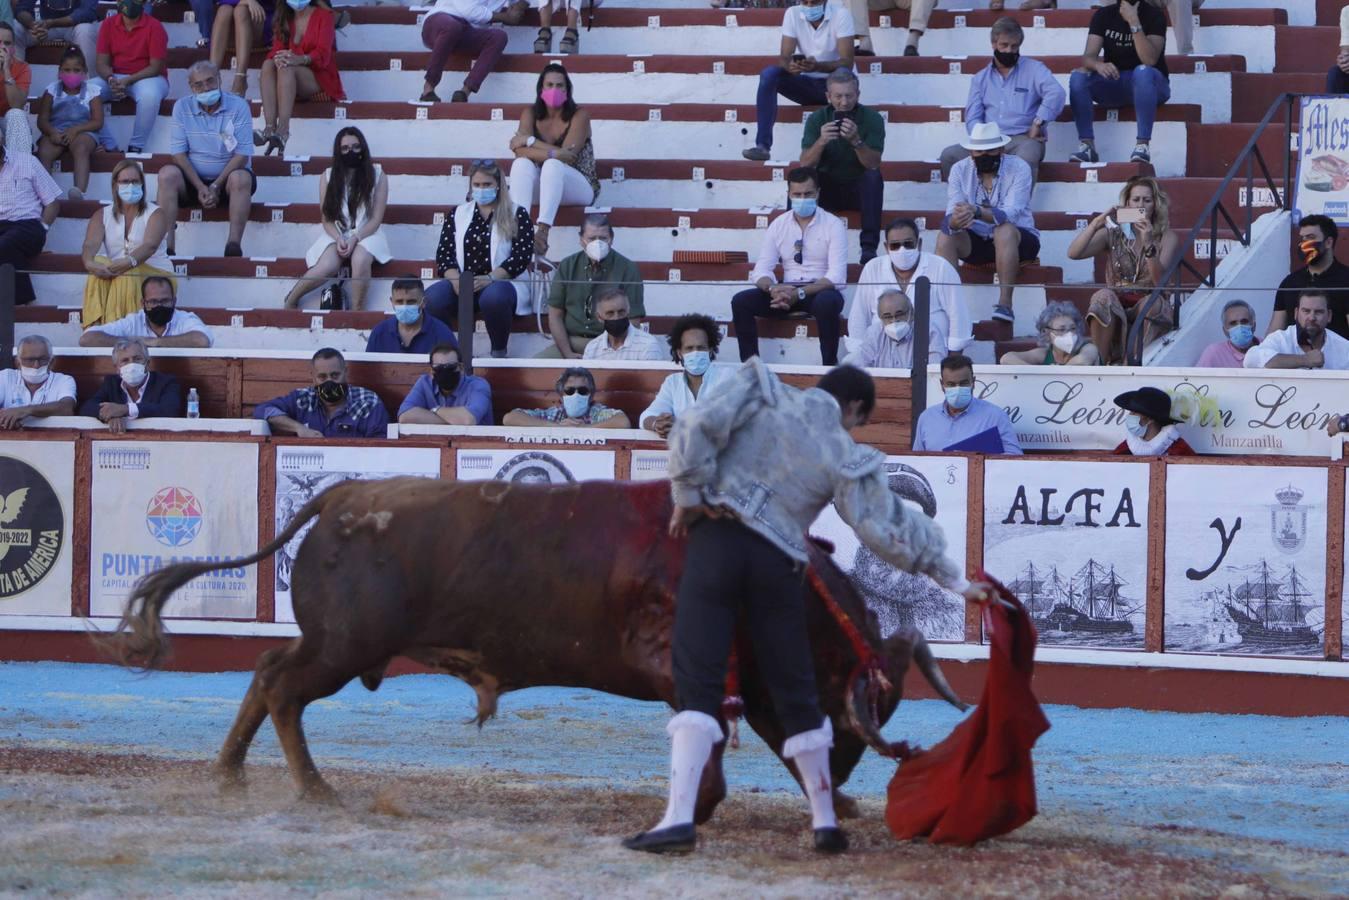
913,633,969,712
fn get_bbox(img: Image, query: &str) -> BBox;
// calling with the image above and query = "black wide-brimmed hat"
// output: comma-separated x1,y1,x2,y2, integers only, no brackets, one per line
1113,387,1181,425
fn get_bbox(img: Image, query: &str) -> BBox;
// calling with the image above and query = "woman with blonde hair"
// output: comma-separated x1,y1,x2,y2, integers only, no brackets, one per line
80,160,174,326
1068,174,1181,364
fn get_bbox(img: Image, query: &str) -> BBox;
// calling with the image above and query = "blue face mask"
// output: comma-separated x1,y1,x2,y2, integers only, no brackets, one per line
682,350,711,377
562,391,590,419
1228,324,1255,349
393,304,421,325
1122,222,1136,241
472,187,498,205
116,182,144,204
1124,414,1148,438
196,88,221,108
944,385,973,411
802,2,825,22
285,0,310,8
791,197,817,218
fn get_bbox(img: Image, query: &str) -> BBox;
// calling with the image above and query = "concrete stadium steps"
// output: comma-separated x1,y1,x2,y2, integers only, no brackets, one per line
1229,73,1327,122
1273,26,1339,73
1316,0,1345,25
1184,123,1295,178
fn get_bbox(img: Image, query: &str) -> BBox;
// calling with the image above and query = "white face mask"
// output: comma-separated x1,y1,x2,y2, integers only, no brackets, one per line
120,362,148,387
584,239,610,263
1051,331,1078,354
883,321,912,343
889,246,921,270
19,365,49,384
1124,414,1148,438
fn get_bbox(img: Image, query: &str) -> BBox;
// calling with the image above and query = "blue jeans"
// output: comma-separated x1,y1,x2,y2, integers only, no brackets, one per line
95,75,169,151
189,0,215,40
1329,65,1349,94
425,278,518,354
754,66,828,151
1069,65,1171,142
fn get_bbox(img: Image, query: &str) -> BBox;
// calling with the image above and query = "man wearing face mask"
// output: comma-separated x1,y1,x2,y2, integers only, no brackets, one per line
639,312,733,440
799,69,884,265
1245,290,1349,371
92,0,168,153
541,213,645,359
1196,300,1259,368
397,343,493,426
912,354,1020,454
1111,387,1194,457
503,367,631,428
78,339,183,432
365,278,457,354
848,290,944,370
80,276,213,348
581,287,664,361
253,347,390,438
0,335,76,429
1267,215,1349,339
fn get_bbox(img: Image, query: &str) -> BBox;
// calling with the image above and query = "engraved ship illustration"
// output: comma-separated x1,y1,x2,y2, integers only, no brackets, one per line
1222,561,1319,648
1010,560,1135,634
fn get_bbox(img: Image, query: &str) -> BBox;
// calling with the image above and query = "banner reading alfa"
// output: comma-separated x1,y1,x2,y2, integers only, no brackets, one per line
90,441,259,619
0,441,75,616
1296,96,1349,226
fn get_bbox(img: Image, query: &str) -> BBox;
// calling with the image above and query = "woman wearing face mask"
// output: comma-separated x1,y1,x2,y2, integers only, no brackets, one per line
79,160,174,327
1000,301,1100,366
638,313,734,439
508,63,599,257
1069,175,1180,365
425,159,535,357
254,0,344,156
35,47,102,201
1111,387,1195,456
283,127,389,311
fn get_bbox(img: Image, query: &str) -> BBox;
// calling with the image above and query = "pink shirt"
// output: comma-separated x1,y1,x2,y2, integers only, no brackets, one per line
1195,338,1255,368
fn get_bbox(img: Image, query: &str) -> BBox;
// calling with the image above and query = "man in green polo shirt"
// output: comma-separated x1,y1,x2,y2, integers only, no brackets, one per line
539,213,646,358
800,68,885,265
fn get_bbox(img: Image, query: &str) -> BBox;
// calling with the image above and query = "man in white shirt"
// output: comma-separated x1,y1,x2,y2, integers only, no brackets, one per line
0,143,62,304
849,217,972,359
847,289,944,370
743,0,855,162
419,0,525,104
582,287,664,361
733,167,847,365
0,335,76,429
1244,290,1349,370
79,276,213,348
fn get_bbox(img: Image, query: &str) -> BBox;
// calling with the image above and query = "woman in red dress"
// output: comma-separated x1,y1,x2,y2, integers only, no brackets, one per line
255,0,344,156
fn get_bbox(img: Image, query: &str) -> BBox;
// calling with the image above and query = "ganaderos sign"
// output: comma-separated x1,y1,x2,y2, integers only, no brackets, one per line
0,456,63,597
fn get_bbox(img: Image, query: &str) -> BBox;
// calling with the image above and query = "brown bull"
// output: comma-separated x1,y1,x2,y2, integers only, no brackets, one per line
107,478,965,821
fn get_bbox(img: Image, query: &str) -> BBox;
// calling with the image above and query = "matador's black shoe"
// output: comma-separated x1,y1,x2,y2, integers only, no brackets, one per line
814,827,849,854
622,824,696,854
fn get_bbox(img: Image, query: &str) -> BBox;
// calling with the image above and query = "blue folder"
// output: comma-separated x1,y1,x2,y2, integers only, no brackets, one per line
943,427,1005,454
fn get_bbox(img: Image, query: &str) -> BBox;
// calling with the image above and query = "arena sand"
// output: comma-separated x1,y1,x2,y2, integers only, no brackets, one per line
0,662,1345,897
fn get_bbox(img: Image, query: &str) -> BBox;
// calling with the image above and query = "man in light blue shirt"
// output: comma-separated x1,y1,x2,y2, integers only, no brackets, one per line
939,17,1065,182
913,354,1022,454
155,60,256,257
397,343,494,426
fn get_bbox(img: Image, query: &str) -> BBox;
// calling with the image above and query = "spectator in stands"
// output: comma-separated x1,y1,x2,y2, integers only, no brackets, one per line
541,213,644,358
397,342,493,426
1147,0,1203,56
1068,0,1169,165
913,353,1021,454
846,0,931,57
1268,215,1349,338
1245,290,1349,370
1071,175,1180,364
157,61,256,258
80,160,173,327
936,123,1037,324
0,335,77,429
582,287,663,361
848,289,942,370
508,63,598,256
80,276,214,347
35,47,102,201
639,312,733,438
420,0,522,104
253,347,390,438
0,131,61,306
13,0,98,66
1111,387,1194,456
1000,301,1100,365
733,166,846,365
939,18,1065,182
850,217,969,360
426,159,534,357
255,0,344,157
800,69,883,264
93,0,168,153
503,366,631,428
210,0,275,97
365,278,457,354
1195,299,1258,368
284,127,390,311
0,23,33,142
1331,4,1349,93
533,0,591,55
742,0,854,162
79,338,183,431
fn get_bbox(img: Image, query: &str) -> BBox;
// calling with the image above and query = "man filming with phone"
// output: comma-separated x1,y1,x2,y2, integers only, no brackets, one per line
799,69,884,265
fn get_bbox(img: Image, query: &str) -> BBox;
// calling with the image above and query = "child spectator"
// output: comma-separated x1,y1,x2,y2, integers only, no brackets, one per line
35,46,102,200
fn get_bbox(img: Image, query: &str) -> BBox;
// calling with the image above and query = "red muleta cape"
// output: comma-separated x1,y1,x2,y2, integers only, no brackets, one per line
885,576,1050,845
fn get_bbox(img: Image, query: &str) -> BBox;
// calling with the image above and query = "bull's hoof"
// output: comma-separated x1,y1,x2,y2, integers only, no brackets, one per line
622,824,696,854
211,763,247,795
298,782,341,806
833,789,861,820
813,826,849,854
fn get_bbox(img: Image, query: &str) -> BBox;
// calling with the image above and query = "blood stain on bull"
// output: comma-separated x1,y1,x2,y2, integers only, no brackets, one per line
1002,486,1140,528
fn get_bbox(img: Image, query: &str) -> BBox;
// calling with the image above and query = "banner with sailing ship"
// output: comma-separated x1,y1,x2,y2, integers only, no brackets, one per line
983,459,1150,649
1164,464,1327,658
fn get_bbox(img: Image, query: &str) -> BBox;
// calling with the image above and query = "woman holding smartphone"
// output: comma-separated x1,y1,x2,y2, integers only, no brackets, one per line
1068,175,1180,364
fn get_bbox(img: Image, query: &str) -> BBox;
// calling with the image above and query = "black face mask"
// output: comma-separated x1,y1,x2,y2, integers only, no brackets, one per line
993,50,1019,68
339,148,364,167
433,365,461,393
603,317,630,338
145,305,174,327
316,380,347,404
974,154,1001,175
119,0,143,18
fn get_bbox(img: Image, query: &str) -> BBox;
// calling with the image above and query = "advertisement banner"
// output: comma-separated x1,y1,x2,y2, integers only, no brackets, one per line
983,459,1150,650
1295,96,1349,226
90,441,258,619
927,366,1347,457
810,456,969,642
1165,465,1327,658
0,441,75,616
274,445,440,624
454,449,616,483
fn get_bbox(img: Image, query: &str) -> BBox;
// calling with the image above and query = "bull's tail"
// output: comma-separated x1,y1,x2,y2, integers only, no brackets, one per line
913,633,969,712
98,490,334,670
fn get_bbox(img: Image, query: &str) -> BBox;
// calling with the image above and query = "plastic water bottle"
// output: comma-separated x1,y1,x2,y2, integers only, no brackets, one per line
186,387,200,419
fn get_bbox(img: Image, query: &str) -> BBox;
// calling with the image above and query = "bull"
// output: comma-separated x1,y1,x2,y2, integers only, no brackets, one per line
107,478,965,822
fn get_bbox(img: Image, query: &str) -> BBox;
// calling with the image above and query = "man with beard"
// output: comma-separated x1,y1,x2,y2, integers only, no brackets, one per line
397,343,493,425
253,347,390,438
1244,290,1349,370
1266,215,1349,338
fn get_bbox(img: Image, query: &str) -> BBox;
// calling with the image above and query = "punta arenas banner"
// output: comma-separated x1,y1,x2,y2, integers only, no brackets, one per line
1296,96,1349,226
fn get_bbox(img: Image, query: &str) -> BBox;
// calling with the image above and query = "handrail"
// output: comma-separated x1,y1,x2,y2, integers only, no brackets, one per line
1124,93,1298,366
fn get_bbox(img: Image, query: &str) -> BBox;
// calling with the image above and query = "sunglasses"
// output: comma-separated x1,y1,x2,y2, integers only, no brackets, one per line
793,240,803,265
471,158,499,170
885,239,918,250
562,386,592,396
432,363,461,374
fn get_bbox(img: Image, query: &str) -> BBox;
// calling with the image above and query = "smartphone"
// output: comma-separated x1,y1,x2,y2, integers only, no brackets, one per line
791,53,806,63
833,109,847,124
1115,207,1146,225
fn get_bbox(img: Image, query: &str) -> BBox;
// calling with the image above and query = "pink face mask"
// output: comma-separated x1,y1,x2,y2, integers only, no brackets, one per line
59,72,85,90
540,87,567,109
